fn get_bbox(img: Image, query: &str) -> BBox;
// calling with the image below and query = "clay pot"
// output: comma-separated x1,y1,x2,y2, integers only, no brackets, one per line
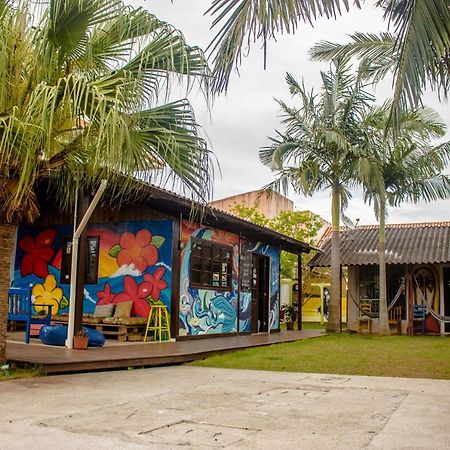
73,336,88,349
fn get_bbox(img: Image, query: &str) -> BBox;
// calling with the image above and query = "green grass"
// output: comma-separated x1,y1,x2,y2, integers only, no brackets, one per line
191,334,450,380
0,366,42,382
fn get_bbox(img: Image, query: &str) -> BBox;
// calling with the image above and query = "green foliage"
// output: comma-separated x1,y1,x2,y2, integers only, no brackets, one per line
231,203,323,278
0,0,213,223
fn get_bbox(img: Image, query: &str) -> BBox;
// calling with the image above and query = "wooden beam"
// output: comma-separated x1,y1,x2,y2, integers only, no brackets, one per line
170,216,181,338
74,191,89,333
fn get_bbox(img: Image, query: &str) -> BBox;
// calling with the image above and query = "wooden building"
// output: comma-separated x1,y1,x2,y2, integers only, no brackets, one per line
310,222,450,335
11,180,312,340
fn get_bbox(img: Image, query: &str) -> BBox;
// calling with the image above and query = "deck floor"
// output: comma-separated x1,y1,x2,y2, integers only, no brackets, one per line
7,330,324,374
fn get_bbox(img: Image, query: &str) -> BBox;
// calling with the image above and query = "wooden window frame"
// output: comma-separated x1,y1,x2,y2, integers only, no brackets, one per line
190,237,233,291
60,236,100,285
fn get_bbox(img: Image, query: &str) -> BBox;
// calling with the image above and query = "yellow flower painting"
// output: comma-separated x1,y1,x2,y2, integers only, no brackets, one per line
32,274,63,315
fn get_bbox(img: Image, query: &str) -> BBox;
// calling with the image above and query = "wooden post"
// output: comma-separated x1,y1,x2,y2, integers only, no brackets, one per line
74,191,89,333
170,215,181,339
297,253,302,330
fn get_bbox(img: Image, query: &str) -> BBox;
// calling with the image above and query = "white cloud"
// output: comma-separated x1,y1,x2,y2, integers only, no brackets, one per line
110,264,141,278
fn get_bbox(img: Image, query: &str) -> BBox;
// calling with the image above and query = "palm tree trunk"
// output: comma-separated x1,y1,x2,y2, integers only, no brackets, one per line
327,182,341,333
378,192,390,335
0,223,16,363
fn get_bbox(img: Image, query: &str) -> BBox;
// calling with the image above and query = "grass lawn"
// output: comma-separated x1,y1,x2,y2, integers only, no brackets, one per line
0,367,42,382
191,334,450,380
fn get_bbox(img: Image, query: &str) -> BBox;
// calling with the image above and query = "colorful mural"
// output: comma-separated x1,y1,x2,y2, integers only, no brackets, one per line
240,241,281,332
13,220,173,318
179,220,239,336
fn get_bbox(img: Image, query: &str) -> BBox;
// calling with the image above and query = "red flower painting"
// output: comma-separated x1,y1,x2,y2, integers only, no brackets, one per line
113,275,154,317
116,230,158,273
143,267,168,300
18,229,57,278
96,283,116,305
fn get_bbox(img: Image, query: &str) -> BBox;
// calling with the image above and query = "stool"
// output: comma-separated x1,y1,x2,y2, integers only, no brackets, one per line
144,304,171,342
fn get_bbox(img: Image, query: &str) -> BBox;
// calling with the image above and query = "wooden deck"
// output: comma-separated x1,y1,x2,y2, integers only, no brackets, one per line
7,330,324,374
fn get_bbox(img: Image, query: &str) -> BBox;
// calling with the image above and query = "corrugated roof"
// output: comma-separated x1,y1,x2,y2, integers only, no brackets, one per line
309,221,450,266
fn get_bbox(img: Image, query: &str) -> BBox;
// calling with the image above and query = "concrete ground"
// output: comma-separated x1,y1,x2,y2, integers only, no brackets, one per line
0,366,449,449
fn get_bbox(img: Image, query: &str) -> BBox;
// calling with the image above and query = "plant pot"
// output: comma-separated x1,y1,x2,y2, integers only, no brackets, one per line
286,321,294,331
73,336,88,349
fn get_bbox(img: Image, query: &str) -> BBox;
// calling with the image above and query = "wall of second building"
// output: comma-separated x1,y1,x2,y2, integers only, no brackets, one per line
12,219,174,318
210,190,293,219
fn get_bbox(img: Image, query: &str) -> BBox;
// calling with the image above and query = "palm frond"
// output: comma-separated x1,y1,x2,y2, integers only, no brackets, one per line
206,0,360,93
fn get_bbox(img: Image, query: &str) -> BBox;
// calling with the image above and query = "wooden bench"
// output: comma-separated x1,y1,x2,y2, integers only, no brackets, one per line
52,315,147,342
90,322,147,342
7,287,53,343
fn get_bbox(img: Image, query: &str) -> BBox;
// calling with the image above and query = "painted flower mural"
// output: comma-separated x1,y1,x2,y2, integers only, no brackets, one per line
143,267,168,300
31,274,65,314
96,267,169,317
114,275,153,317
18,229,56,278
111,230,162,274
14,220,172,319
96,282,116,305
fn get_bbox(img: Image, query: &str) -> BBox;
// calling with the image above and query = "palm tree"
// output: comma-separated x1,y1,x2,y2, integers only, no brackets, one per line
362,105,450,335
206,0,450,127
0,0,214,362
259,60,379,332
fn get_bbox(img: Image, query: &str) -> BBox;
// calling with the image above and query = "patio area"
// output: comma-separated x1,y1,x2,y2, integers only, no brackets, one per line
6,329,324,374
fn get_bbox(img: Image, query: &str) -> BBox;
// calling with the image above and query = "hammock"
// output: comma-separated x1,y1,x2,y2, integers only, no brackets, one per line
412,273,450,323
343,273,405,319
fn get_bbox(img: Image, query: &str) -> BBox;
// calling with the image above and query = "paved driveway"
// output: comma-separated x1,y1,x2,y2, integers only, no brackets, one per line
0,366,448,449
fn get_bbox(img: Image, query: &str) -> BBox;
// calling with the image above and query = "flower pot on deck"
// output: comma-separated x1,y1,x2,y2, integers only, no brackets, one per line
73,336,88,349
286,321,294,331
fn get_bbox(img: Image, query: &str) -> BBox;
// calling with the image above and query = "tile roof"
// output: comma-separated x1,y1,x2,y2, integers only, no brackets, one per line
310,221,450,266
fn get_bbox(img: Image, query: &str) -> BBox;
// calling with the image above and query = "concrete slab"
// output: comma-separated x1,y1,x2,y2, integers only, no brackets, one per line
0,366,449,449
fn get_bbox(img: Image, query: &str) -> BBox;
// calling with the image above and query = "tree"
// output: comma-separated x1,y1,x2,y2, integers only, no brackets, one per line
362,104,450,335
259,60,379,333
206,0,450,128
230,203,323,278
0,0,213,362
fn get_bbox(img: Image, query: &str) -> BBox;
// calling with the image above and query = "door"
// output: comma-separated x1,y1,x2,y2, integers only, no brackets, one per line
444,268,450,333
251,254,270,333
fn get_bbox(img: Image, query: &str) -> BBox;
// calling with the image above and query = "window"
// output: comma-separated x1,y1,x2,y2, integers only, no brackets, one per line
359,265,379,300
60,236,100,285
190,238,232,290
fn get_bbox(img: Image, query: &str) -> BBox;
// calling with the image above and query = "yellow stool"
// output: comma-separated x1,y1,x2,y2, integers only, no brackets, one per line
144,304,171,342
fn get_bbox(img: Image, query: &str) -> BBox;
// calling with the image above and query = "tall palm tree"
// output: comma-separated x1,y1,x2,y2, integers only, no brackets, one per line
0,0,214,362
206,0,450,128
362,105,450,335
260,60,379,332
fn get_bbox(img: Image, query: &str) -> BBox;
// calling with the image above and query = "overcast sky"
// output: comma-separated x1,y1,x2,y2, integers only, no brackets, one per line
130,1,449,225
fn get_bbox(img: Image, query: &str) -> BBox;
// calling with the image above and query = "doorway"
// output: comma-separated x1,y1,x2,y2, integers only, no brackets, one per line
251,254,270,333
444,267,450,333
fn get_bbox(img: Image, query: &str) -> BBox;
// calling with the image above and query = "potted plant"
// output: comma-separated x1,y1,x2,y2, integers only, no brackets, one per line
73,328,89,349
281,304,298,330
